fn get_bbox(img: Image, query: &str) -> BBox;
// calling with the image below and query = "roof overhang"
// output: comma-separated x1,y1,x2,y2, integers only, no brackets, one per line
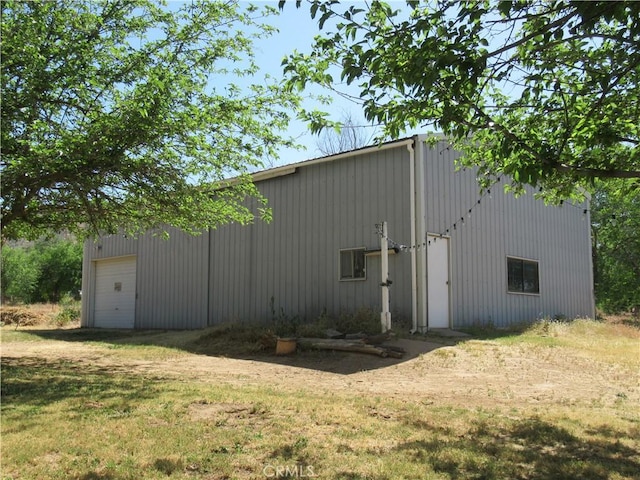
251,136,416,183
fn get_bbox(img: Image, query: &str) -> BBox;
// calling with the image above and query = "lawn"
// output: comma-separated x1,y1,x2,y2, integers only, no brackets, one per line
1,318,638,479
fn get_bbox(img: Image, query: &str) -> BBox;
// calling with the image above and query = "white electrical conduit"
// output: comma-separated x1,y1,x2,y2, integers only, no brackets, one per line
407,141,418,334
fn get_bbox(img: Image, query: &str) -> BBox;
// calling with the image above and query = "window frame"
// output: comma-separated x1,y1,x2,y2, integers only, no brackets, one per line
506,256,540,295
339,247,367,281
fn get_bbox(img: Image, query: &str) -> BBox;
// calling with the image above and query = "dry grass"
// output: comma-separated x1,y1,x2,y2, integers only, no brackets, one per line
0,304,61,326
2,357,637,479
1,315,639,479
1,302,82,331
515,318,640,368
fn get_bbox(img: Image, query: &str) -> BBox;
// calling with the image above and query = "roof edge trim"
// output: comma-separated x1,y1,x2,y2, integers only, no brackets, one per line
251,137,416,183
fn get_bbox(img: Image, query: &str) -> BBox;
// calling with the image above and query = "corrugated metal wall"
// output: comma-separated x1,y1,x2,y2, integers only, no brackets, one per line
208,146,414,324
83,144,414,328
135,228,209,329
422,139,594,327
82,137,594,329
82,229,210,329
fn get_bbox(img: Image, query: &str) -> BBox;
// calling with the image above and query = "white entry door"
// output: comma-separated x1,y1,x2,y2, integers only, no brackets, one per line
427,235,450,328
94,256,136,328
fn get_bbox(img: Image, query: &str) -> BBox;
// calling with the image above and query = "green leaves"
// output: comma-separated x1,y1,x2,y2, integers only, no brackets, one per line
283,0,640,200
1,245,41,303
1,0,301,240
591,179,640,312
1,237,82,303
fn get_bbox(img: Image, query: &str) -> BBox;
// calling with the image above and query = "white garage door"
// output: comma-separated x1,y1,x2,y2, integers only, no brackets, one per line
94,256,136,328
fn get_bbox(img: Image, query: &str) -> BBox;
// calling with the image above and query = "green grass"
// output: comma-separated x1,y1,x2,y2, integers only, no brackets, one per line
1,328,50,342
2,356,638,480
2,318,639,479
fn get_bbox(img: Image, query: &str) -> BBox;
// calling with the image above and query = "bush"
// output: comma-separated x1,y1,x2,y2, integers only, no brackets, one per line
335,308,381,335
267,303,383,337
591,180,640,313
1,246,40,303
54,294,81,326
1,237,82,304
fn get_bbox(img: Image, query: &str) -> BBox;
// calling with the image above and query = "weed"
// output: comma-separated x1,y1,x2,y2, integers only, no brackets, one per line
295,311,332,337
53,294,80,326
335,307,381,334
269,295,303,336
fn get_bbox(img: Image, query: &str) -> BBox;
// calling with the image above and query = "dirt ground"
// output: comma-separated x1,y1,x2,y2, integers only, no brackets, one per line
2,327,638,410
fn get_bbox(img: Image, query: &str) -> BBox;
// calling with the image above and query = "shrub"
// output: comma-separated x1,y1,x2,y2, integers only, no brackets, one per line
335,308,381,335
1,237,82,304
1,246,40,303
54,294,81,326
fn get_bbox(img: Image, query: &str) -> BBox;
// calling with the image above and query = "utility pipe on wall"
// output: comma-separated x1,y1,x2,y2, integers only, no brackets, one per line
380,221,392,333
407,142,418,334
414,136,429,333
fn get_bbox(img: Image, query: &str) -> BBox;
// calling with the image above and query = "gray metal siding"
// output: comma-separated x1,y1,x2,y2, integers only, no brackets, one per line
82,138,594,330
83,144,414,328
82,230,209,329
208,222,251,322
135,228,209,329
423,140,594,327
208,147,414,324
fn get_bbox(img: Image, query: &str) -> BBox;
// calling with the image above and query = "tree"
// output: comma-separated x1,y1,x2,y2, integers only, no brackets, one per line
315,110,376,156
1,0,300,241
1,245,41,303
282,0,640,200
1,237,83,304
32,237,83,303
591,180,640,312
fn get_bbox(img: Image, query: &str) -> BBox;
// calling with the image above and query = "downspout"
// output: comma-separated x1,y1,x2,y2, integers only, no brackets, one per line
586,198,597,320
407,142,418,334
415,136,428,333
207,228,212,327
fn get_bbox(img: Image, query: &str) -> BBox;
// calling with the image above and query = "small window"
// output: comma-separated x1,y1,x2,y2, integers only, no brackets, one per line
507,257,539,294
340,248,366,280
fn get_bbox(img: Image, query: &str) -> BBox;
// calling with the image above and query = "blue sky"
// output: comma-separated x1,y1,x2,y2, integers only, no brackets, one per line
164,1,413,168
161,0,379,167
240,1,403,167
244,1,523,169
251,1,330,166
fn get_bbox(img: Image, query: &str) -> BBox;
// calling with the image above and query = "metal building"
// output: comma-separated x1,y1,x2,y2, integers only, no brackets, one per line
81,136,595,330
